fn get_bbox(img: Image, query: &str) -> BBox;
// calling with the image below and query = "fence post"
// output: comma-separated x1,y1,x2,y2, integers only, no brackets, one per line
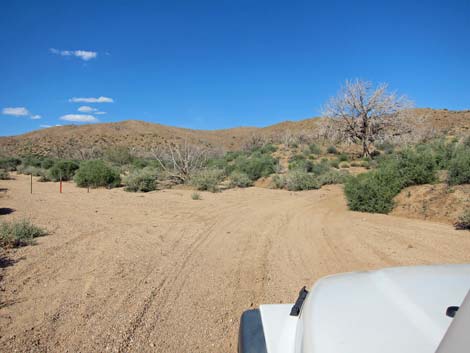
30,174,32,194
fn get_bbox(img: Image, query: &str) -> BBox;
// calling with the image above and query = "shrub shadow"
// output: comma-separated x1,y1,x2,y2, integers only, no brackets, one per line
0,208,15,215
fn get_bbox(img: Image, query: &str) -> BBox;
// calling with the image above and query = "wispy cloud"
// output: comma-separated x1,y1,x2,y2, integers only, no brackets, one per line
2,107,41,119
59,114,99,123
50,48,97,61
77,105,96,112
2,107,30,116
95,111,107,115
69,96,114,103
40,124,51,128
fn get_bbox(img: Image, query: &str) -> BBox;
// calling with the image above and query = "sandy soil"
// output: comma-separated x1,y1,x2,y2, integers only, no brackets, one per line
1,174,469,352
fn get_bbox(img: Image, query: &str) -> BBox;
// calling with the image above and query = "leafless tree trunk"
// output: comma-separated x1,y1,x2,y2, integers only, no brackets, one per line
322,79,413,157
151,140,208,183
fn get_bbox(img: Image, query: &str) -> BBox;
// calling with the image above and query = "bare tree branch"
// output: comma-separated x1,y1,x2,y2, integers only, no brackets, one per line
322,79,413,156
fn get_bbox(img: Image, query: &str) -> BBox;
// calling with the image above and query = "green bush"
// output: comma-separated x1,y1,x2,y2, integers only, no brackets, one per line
229,171,252,188
0,157,21,171
393,149,437,187
344,168,402,214
21,155,43,168
448,147,470,185
0,219,47,248
338,153,349,162
329,159,339,169
40,158,56,170
311,160,331,175
327,145,338,154
190,169,224,192
308,143,321,155
289,156,313,172
17,166,48,177
232,154,277,181
74,160,121,188
317,170,349,186
284,170,319,191
340,162,350,169
105,146,134,166
49,160,79,181
191,192,202,200
124,167,159,192
0,169,10,180
455,210,470,230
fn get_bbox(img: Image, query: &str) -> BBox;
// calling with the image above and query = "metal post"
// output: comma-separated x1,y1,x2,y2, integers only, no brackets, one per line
30,174,32,194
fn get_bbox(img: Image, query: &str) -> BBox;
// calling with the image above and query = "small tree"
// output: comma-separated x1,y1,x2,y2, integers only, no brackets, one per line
322,79,412,157
151,140,208,183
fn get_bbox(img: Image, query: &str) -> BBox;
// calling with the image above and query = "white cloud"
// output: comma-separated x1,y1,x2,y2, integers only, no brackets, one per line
40,124,51,128
31,114,42,120
95,111,107,115
77,105,96,112
50,48,97,61
59,114,99,123
2,107,30,116
69,96,114,103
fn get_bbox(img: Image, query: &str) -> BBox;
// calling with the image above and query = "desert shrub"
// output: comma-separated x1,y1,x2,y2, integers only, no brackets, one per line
463,136,470,148
376,141,395,154
229,171,252,188
448,147,470,185
284,170,319,191
350,161,360,167
124,167,159,192
0,157,21,171
271,174,285,189
40,158,56,170
0,219,47,248
311,160,331,175
206,157,229,172
289,157,313,172
327,145,338,154
329,159,339,169
19,166,48,177
338,153,349,162
454,210,470,230
74,160,121,188
49,160,80,181
21,155,43,168
232,154,277,181
417,139,455,169
190,169,224,192
308,143,321,155
105,146,134,166
259,144,277,154
191,192,202,200
360,160,370,168
340,162,350,169
381,149,437,187
344,168,402,214
224,151,245,162
317,170,349,186
0,169,10,180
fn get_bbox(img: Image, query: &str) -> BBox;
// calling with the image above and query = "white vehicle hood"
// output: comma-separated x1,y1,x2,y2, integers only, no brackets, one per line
296,264,470,353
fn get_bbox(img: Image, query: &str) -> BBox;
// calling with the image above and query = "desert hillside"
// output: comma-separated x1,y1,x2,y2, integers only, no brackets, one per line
0,108,468,157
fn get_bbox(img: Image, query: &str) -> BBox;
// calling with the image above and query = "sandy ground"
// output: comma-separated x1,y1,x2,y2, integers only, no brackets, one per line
1,174,469,353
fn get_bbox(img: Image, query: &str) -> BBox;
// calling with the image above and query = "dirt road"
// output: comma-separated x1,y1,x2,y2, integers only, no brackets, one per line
1,174,469,352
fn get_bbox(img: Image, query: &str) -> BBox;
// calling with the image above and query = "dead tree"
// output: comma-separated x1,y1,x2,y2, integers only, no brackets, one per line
151,140,207,183
322,79,413,157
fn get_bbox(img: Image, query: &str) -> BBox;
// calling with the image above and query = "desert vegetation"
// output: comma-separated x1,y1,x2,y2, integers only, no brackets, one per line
0,219,47,248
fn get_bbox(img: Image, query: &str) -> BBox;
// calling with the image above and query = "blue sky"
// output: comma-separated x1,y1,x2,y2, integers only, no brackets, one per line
1,0,469,136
